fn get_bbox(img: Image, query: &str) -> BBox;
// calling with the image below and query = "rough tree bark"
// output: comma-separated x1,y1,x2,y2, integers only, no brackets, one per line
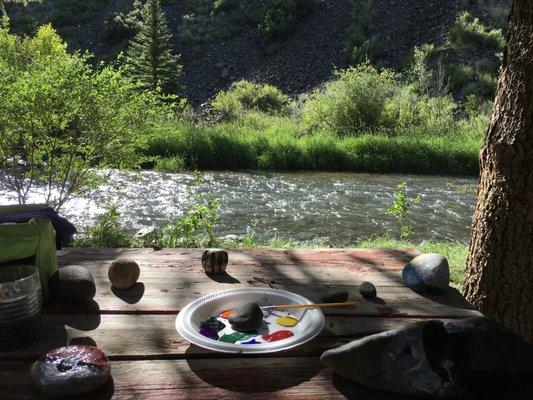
462,0,533,341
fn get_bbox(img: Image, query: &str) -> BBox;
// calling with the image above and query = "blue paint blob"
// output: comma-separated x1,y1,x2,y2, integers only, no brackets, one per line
241,338,260,345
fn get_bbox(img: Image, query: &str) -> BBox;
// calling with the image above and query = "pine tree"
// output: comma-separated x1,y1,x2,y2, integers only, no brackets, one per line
125,0,181,93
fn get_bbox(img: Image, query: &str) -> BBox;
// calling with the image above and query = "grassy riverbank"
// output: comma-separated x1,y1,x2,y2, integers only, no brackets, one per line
144,65,489,176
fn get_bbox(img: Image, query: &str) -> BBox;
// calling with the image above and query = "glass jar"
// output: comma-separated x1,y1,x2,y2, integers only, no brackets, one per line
0,265,42,350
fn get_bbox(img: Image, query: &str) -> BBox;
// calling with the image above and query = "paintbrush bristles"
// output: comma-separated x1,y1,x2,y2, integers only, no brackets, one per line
262,300,359,310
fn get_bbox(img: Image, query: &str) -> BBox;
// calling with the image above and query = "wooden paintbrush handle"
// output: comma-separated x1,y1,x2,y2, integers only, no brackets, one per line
268,300,359,310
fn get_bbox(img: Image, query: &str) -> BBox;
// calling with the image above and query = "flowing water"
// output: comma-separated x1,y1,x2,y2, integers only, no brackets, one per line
0,170,477,245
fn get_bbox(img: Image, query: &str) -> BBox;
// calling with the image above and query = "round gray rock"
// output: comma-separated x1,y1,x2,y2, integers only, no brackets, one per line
402,253,449,292
49,265,96,304
31,345,111,397
228,302,263,331
359,281,377,299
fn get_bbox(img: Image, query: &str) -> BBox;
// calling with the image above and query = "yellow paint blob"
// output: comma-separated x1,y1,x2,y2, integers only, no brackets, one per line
276,316,299,327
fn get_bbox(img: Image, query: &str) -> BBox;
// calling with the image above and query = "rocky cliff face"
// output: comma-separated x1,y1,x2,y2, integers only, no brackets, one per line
5,0,462,105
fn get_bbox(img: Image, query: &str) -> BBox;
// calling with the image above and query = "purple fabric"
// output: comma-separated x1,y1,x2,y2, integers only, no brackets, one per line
0,208,77,249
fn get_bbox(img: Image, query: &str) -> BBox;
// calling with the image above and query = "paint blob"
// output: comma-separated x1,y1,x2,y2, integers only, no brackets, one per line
276,316,299,327
219,309,234,319
219,332,253,343
198,327,219,340
200,317,225,332
261,330,294,342
241,338,260,345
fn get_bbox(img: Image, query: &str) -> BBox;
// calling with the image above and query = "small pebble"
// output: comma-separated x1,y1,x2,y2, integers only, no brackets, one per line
108,258,140,290
322,292,349,303
359,281,377,299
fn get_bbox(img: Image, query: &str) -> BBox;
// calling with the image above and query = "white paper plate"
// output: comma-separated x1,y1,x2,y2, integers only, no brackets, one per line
176,288,325,354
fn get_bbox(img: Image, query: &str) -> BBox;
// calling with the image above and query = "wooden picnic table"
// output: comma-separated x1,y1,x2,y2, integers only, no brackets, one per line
0,247,486,399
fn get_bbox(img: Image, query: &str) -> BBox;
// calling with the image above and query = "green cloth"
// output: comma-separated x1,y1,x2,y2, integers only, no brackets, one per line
0,204,58,301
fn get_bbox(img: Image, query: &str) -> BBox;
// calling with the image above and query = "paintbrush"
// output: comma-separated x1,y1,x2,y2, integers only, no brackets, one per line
261,300,359,310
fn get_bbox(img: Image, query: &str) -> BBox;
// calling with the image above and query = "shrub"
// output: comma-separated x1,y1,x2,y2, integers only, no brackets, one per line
74,205,134,248
381,86,457,135
213,0,239,12
301,63,398,135
258,0,316,45
448,11,505,52
345,0,379,64
154,156,187,172
211,80,291,119
103,1,143,43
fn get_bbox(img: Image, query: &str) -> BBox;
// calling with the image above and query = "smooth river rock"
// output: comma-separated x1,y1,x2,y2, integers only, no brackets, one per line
321,317,533,398
402,253,450,292
49,265,96,305
359,281,377,299
228,302,263,331
31,345,111,397
108,258,140,289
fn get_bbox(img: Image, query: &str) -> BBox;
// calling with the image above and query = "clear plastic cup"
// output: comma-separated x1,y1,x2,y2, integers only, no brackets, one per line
0,265,42,350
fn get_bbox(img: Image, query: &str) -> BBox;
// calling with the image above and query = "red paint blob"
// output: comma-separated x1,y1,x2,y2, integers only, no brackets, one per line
261,330,294,342
219,309,234,319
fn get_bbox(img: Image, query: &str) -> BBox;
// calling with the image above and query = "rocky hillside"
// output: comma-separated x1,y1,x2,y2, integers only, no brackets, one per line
4,0,506,105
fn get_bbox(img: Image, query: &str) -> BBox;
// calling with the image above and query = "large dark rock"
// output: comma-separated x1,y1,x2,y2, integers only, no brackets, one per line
321,317,533,398
31,345,111,397
228,302,263,331
49,265,96,305
402,253,450,293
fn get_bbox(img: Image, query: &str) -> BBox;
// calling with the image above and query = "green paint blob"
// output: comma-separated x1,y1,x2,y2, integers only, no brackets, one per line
219,332,253,343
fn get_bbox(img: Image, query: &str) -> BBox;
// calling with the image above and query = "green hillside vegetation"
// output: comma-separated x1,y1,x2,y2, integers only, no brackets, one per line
1,0,509,176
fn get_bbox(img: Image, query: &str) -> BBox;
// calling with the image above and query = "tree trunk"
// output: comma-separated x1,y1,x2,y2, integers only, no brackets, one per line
462,0,533,341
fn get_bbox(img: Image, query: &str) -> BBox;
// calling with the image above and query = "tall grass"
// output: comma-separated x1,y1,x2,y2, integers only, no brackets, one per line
145,111,484,175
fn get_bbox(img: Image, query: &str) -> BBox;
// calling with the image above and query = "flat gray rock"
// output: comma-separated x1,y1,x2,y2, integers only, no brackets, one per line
321,317,533,398
49,265,96,304
402,253,449,292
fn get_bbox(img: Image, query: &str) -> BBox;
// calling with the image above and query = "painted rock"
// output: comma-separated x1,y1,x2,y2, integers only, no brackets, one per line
322,292,349,303
402,253,449,293
201,249,228,274
49,265,96,305
321,317,533,398
228,302,263,331
359,281,377,299
31,345,111,397
108,258,140,290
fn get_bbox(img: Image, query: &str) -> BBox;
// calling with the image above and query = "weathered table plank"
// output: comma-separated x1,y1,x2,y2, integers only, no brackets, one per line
48,248,478,318
0,314,459,361
1,359,526,400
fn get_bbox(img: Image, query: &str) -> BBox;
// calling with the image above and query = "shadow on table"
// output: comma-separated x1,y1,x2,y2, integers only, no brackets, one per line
75,377,115,400
184,346,322,393
111,282,145,304
205,272,240,284
0,303,103,360
332,374,412,400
